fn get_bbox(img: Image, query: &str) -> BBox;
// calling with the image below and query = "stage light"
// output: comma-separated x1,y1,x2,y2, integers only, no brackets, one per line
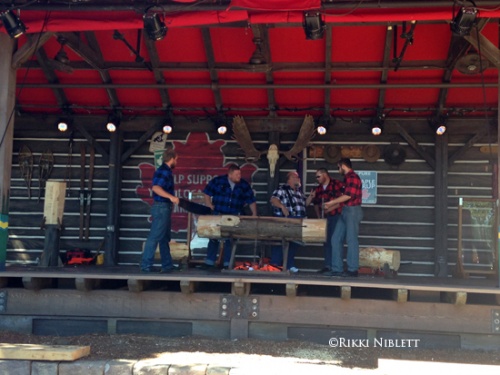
303,12,325,40
106,113,120,132
57,120,68,132
217,125,227,135
316,114,332,135
429,114,448,135
143,13,167,41
450,7,478,36
371,114,385,136
0,10,26,39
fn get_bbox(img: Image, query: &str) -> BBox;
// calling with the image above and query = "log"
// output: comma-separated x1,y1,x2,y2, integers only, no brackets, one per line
43,181,66,225
359,247,400,271
196,215,326,242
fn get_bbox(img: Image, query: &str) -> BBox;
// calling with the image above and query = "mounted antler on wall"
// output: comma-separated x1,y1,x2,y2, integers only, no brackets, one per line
283,114,316,161
232,115,263,162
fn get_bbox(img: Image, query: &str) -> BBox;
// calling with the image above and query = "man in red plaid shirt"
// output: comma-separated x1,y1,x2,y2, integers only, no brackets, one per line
323,158,363,277
307,168,344,274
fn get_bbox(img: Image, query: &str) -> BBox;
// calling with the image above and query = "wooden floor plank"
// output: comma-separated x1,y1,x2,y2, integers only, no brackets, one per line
0,343,90,361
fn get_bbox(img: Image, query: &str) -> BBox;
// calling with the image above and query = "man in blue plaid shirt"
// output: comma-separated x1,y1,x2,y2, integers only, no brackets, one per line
269,171,306,272
200,164,257,270
140,149,180,273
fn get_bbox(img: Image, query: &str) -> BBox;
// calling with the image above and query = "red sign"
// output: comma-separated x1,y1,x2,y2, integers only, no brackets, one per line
136,132,258,231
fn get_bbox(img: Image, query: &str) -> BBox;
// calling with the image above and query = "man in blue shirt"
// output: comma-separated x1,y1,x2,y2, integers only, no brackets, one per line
140,149,180,273
200,164,257,270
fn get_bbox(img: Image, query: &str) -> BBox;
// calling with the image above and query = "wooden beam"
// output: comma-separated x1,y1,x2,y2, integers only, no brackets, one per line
0,35,16,271
84,31,120,108
0,344,90,361
377,25,394,109
34,47,69,108
120,119,163,164
464,26,500,68
144,33,171,108
324,24,333,112
72,122,109,164
201,28,223,110
448,125,492,167
394,122,436,169
12,32,54,69
434,133,449,277
58,32,105,70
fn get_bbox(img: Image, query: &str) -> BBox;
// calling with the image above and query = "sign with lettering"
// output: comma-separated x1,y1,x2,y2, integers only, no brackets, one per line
358,171,377,204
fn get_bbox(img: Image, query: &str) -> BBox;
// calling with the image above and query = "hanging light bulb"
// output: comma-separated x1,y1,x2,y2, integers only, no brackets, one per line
57,120,68,132
163,125,172,134
217,125,227,135
106,113,120,132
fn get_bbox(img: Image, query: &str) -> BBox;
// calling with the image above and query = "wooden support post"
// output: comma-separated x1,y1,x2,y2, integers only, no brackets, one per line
105,130,123,265
232,282,250,296
22,277,52,291
434,133,449,277
286,283,297,297
127,279,149,293
0,35,16,272
39,225,61,267
393,289,408,303
341,286,351,300
441,291,467,305
180,280,198,294
75,278,100,292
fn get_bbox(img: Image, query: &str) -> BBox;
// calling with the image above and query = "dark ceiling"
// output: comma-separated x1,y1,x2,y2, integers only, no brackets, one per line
2,0,500,124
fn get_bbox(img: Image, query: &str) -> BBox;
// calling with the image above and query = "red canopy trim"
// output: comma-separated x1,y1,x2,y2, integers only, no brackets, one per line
230,0,321,11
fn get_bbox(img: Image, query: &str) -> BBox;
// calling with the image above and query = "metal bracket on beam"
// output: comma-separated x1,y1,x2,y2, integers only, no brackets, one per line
0,290,7,313
493,310,500,334
220,295,259,320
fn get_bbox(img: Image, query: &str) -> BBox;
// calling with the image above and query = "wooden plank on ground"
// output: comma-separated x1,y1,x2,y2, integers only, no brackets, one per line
0,343,90,361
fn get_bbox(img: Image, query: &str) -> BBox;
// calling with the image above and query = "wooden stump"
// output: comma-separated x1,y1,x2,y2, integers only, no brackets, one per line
360,247,401,271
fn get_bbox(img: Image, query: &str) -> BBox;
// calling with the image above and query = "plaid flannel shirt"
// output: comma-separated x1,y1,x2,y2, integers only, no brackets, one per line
152,163,175,203
343,170,362,206
312,178,345,216
271,184,307,218
203,175,256,215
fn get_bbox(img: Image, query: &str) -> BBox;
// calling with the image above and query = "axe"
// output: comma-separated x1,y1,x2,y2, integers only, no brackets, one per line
178,198,212,215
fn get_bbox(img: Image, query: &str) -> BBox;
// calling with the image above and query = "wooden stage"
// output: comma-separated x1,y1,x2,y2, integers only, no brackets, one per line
1,265,499,350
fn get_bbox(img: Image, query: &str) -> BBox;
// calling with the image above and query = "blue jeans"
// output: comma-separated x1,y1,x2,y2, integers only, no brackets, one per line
270,215,302,269
324,214,339,269
331,205,363,272
271,242,299,269
141,202,173,270
205,239,232,267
